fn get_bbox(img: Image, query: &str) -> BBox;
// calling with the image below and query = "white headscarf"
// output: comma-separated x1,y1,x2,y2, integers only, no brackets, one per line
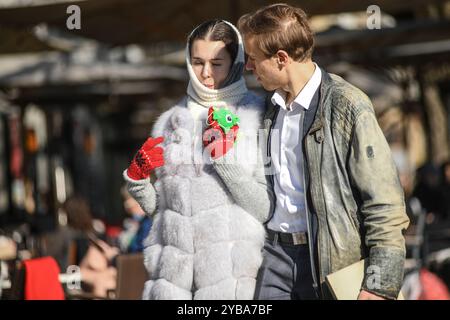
185,20,247,108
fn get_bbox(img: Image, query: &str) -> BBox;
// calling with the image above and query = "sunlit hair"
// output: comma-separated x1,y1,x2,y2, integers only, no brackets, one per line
188,19,238,62
63,195,94,232
238,3,314,62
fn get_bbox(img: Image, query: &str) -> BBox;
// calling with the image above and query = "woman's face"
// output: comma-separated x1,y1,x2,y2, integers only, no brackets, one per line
191,39,232,89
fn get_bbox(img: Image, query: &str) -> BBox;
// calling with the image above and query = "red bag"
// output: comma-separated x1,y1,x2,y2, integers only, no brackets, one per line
23,257,65,300
418,268,450,300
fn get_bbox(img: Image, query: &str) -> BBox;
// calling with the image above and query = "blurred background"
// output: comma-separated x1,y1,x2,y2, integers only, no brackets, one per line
0,0,450,300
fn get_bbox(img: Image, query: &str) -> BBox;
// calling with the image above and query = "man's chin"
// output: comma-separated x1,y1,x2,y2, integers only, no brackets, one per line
256,77,276,91
260,83,276,91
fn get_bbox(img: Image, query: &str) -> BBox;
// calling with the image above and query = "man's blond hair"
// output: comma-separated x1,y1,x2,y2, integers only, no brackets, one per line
238,3,314,62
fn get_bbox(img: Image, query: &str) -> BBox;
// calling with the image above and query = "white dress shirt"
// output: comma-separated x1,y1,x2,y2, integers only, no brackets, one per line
267,63,322,233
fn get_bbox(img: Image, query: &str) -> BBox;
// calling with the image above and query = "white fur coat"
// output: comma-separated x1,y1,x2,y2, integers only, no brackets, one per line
139,92,267,300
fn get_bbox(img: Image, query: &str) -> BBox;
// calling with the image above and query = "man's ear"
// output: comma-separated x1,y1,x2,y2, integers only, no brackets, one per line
276,50,290,67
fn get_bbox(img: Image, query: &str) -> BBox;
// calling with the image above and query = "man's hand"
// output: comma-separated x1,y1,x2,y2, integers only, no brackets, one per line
127,136,164,180
357,289,386,300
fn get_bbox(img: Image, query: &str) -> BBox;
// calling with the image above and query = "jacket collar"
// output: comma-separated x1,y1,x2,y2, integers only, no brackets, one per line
307,68,333,135
265,67,333,138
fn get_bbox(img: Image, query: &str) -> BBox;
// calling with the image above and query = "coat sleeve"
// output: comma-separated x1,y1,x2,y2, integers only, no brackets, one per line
122,105,177,218
212,137,274,224
123,170,157,217
348,109,410,299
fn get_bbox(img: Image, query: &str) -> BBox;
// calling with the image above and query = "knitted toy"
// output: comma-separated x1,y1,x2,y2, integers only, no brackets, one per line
203,107,239,159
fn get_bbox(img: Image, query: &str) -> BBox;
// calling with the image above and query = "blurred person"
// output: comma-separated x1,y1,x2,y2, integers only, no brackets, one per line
391,148,415,197
391,149,422,221
63,195,104,264
439,160,450,222
124,20,273,299
22,195,118,299
238,3,409,300
77,239,118,298
63,195,119,298
118,186,152,253
391,149,427,263
413,163,446,224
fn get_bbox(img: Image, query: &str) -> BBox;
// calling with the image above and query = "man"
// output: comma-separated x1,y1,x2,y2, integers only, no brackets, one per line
238,3,409,300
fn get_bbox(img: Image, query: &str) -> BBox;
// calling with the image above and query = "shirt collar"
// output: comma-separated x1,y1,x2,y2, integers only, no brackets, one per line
271,62,322,111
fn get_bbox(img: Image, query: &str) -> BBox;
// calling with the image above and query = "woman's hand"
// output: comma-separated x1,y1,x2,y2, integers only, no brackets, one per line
203,107,239,160
127,136,164,180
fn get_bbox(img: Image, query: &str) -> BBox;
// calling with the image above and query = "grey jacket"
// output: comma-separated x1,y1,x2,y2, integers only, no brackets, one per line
263,70,410,300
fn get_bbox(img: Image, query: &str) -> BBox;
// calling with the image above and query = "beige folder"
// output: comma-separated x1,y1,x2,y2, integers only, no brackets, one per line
325,259,404,300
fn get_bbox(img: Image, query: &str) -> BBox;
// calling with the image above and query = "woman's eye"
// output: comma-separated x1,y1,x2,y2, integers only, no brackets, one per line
212,63,222,67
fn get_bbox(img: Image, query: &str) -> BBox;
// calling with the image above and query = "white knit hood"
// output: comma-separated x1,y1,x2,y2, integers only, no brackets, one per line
185,20,248,108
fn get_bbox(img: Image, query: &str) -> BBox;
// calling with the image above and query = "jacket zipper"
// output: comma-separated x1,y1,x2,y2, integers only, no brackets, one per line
303,127,321,298
265,108,279,223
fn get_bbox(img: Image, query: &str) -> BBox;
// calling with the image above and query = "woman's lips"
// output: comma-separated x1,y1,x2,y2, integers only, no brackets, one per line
204,83,214,89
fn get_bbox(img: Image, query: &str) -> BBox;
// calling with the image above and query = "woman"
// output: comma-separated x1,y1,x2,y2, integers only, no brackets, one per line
123,20,273,299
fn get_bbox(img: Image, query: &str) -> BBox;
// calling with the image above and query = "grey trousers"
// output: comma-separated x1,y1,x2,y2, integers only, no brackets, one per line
254,237,319,300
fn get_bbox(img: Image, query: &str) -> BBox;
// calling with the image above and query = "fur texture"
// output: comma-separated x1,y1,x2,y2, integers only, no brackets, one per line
142,92,266,300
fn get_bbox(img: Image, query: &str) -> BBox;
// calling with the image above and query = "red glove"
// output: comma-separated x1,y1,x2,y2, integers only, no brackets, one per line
127,136,164,180
203,107,239,160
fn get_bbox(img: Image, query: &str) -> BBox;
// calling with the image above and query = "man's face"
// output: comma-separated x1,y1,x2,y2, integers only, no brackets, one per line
243,36,285,91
